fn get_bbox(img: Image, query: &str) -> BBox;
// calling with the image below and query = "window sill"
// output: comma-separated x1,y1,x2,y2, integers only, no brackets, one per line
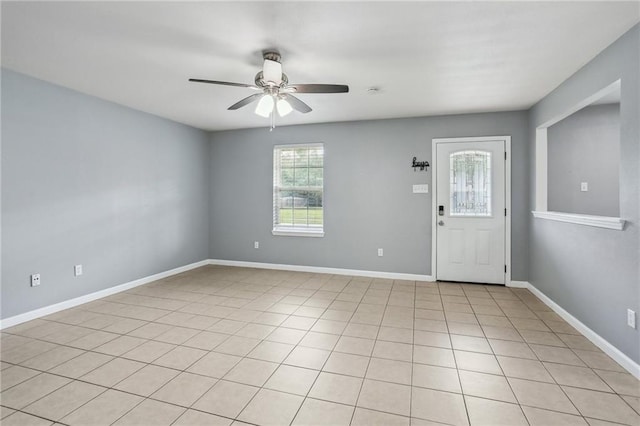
532,211,625,231
272,228,325,238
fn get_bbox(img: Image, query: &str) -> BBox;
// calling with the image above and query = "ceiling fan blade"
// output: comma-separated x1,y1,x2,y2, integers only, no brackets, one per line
285,95,312,113
288,84,349,94
189,78,259,89
228,93,264,110
263,59,283,85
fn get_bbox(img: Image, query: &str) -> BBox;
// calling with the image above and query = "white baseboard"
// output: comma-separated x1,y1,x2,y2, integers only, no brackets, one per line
517,281,640,379
0,259,209,330
208,259,434,282
507,280,529,288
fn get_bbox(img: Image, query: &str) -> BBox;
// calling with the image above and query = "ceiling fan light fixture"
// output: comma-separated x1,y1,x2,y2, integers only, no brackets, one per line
263,59,283,85
276,98,293,117
255,94,274,117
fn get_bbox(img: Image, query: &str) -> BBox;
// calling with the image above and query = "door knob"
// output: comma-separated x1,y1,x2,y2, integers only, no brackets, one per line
438,220,445,226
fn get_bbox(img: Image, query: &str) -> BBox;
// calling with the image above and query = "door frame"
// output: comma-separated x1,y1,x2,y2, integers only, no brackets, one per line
431,136,512,285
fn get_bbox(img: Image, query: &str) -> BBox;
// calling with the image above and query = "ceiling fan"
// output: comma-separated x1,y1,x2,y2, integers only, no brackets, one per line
189,51,349,128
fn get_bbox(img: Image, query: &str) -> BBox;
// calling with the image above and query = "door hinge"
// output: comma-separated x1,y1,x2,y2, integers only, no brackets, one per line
504,152,507,160
505,265,507,273
505,208,507,216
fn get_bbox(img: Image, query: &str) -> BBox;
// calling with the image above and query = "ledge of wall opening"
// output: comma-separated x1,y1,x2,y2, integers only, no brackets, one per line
533,80,624,230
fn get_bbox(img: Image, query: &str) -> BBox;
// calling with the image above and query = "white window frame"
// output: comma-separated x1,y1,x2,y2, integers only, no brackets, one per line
272,143,325,237
532,80,625,231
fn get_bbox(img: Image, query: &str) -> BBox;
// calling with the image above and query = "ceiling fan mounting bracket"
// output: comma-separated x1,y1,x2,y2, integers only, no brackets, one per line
263,51,281,63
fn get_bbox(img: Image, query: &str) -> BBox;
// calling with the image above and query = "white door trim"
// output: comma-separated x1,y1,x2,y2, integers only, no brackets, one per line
431,136,512,285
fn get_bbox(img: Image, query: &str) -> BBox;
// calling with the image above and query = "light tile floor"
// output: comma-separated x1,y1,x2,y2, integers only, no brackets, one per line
1,266,639,426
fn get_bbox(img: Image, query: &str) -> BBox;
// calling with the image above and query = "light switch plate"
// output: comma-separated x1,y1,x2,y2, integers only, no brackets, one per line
74,265,83,276
581,182,588,192
413,184,429,194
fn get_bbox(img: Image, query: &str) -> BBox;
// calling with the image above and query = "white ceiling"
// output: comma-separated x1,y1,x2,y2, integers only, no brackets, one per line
2,2,638,131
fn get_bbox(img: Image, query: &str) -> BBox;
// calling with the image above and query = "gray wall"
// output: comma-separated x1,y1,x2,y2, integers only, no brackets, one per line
548,103,620,216
209,111,529,279
529,24,639,362
1,69,211,319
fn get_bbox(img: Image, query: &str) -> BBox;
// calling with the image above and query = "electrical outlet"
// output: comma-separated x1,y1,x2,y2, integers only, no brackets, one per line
581,182,588,192
254,241,259,249
31,273,41,287
74,264,83,276
378,248,384,257
628,309,636,329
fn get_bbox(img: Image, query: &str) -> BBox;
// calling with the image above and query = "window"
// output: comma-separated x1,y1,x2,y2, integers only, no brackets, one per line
450,150,492,216
273,143,324,237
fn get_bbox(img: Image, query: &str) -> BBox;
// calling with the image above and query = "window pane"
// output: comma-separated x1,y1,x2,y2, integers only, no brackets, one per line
274,144,324,231
450,150,492,216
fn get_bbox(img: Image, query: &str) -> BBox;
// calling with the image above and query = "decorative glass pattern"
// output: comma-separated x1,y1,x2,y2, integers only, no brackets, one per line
449,150,492,216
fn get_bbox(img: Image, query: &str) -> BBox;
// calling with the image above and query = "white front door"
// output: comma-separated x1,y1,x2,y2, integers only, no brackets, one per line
435,139,506,284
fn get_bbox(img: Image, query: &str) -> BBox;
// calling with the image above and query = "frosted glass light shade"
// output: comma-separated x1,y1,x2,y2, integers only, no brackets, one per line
277,98,293,117
255,95,274,117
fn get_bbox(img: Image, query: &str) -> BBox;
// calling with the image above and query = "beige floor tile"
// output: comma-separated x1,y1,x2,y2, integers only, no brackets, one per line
80,357,145,387
1,365,40,391
311,319,348,335
235,323,276,339
378,326,413,344
122,340,175,363
127,322,173,339
281,315,317,330
372,340,413,362
455,350,502,374
557,334,600,351
1,373,71,409
413,345,456,368
292,398,354,426
265,327,307,345
187,351,242,378
299,332,339,351
49,351,113,379
223,358,278,386
482,326,524,342
238,388,304,425
208,319,246,335
521,406,588,425
465,395,528,426
334,336,375,356
61,389,143,426
411,386,468,425
622,395,640,414
247,340,294,362
324,351,369,377
544,363,612,392
23,380,105,420
489,339,536,359
530,344,586,366
114,364,179,397
309,371,363,405
414,330,451,348
497,356,554,382
573,350,627,372
415,309,446,321
214,335,261,356
152,346,207,370
1,406,16,419
352,407,410,426
285,346,331,370
367,357,412,385
459,370,516,403
151,372,216,407
264,364,320,395
182,331,229,351
584,417,626,426
451,335,492,354
413,363,461,393
93,335,146,356
173,409,232,426
1,411,55,426
2,340,58,364
113,398,185,425
508,377,579,414
477,315,512,328
563,386,640,425
343,323,379,339
154,326,200,345
192,380,258,418
447,322,484,337
358,379,411,416
20,346,85,371
67,330,119,350
520,330,566,346
415,319,448,333
594,370,640,397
